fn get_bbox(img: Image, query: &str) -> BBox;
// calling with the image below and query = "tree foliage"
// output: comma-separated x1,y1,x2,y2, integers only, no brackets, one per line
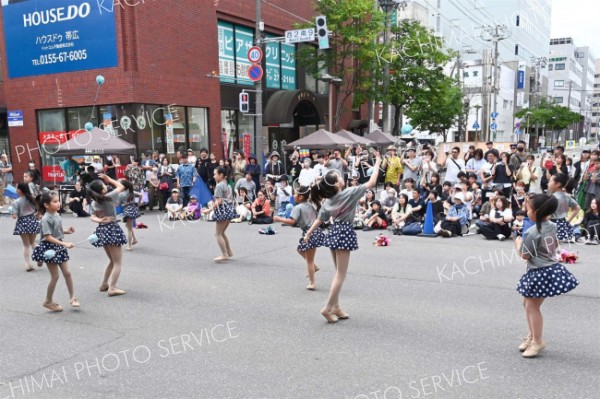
384,19,455,135
515,98,582,133
295,0,384,131
406,77,464,141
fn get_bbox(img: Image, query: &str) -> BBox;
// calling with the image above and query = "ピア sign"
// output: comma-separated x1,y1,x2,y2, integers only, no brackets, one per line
1,0,118,78
248,64,263,82
8,110,23,127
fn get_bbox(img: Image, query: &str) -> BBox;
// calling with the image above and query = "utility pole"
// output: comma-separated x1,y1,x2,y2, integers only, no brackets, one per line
254,0,264,165
530,56,547,147
480,24,510,142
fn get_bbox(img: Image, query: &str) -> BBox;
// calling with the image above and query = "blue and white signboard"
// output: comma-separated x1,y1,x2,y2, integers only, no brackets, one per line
2,0,118,78
8,110,23,127
490,122,498,130
517,62,526,90
472,121,480,130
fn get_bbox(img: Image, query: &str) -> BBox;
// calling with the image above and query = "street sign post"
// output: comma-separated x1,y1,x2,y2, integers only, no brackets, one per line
490,122,498,130
285,28,315,44
491,112,499,119
472,121,480,130
247,46,263,64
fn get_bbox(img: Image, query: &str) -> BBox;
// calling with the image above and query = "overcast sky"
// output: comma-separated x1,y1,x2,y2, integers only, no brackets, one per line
551,0,600,57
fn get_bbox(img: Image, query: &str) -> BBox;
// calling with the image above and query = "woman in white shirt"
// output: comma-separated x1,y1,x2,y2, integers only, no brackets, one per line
419,150,438,185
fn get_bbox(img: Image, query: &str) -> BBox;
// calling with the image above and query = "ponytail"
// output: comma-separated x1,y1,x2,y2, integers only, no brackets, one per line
17,182,36,208
87,180,111,204
528,194,558,232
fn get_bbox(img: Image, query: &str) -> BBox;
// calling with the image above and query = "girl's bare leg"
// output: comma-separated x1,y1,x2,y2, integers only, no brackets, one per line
321,250,351,321
100,246,114,291
44,263,60,308
299,248,317,289
20,235,33,270
222,221,233,256
58,262,77,306
525,297,545,344
215,221,229,258
106,246,124,294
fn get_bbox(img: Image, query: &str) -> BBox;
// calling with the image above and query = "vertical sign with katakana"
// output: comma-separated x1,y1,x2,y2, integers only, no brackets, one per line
234,25,254,86
217,21,235,83
2,0,117,78
281,43,296,90
265,34,281,89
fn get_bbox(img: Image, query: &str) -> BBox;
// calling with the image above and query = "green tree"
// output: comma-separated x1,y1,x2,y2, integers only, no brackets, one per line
383,19,453,135
515,98,581,141
406,77,464,141
295,0,384,131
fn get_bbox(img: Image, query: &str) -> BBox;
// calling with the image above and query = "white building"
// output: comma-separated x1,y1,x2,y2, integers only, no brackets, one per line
591,59,600,138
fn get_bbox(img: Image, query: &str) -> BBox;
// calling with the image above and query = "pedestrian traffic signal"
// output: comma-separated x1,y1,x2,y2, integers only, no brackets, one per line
239,92,249,113
316,15,329,50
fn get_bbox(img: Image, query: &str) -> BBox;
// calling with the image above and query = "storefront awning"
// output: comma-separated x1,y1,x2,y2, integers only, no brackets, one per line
263,89,322,126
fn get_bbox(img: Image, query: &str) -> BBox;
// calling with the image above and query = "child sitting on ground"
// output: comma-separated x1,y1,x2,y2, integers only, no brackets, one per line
166,189,184,220
184,195,202,220
363,200,388,231
512,210,526,238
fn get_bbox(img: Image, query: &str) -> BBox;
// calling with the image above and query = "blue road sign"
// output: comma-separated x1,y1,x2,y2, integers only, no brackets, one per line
491,122,498,130
491,112,499,119
472,122,480,129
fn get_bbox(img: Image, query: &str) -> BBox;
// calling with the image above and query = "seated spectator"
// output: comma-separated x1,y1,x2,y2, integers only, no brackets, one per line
391,193,413,233
233,187,253,222
250,190,273,224
298,157,318,187
363,200,387,231
435,192,469,237
512,210,526,238
511,180,527,215
275,176,292,217
379,182,395,201
408,189,426,221
474,190,501,232
440,181,452,202
184,195,202,220
421,172,442,200
67,180,90,217
479,195,513,240
234,169,257,202
381,188,397,221
400,178,416,199
263,179,277,210
580,197,599,244
426,190,445,225
166,189,184,220
358,189,376,222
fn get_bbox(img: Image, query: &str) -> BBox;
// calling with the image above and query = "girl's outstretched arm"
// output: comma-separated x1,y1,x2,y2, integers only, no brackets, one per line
273,215,295,225
365,152,382,190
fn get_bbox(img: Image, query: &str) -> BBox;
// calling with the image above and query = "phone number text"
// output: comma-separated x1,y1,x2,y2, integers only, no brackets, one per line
31,50,88,66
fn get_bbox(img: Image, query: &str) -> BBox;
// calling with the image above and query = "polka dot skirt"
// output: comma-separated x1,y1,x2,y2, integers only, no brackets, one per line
297,227,325,252
517,263,579,298
324,222,359,251
13,214,41,235
93,222,127,247
122,204,140,221
32,241,70,265
552,218,573,241
214,204,237,221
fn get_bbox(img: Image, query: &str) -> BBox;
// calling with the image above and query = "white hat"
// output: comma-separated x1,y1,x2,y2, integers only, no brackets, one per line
453,193,465,203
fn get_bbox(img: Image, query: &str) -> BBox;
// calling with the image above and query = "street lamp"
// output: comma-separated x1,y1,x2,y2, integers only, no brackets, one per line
378,0,407,134
319,74,343,132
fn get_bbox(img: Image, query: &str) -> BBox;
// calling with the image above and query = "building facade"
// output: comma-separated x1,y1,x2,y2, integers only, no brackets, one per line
0,0,340,184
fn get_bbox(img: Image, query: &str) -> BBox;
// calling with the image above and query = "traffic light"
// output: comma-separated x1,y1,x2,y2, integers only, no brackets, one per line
239,92,249,113
316,15,329,50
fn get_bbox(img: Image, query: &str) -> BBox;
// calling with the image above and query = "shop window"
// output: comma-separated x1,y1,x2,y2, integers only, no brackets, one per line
37,109,67,184
67,107,94,132
220,109,255,159
188,107,209,152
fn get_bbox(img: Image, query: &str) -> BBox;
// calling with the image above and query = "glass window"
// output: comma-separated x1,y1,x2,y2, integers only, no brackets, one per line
237,113,254,157
554,80,564,87
473,71,478,77
548,64,553,71
220,109,255,159
37,109,67,183
188,107,209,152
132,104,167,158
221,110,237,159
168,105,187,156
463,71,469,78
554,97,563,104
555,63,565,70
67,107,93,132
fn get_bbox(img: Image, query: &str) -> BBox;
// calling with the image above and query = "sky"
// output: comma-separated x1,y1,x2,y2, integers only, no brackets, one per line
551,0,600,56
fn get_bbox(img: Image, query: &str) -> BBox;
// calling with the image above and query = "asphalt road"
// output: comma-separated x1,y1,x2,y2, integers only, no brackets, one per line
0,211,598,399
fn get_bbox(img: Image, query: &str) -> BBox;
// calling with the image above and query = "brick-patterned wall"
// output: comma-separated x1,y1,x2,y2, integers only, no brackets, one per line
0,0,323,179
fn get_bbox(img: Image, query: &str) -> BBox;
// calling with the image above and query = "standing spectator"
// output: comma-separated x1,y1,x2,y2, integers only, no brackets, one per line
583,152,600,210
207,153,219,192
275,176,292,217
196,148,210,185
445,146,465,184
382,145,403,190
186,149,197,165
326,148,349,179
287,153,302,184
463,145,476,163
492,152,514,198
104,155,119,180
573,150,591,186
157,158,175,211
232,150,247,184
141,151,157,210
265,152,284,181
540,153,568,192
466,149,486,182
61,156,80,184
234,170,257,201
298,157,318,187
516,155,539,192
485,141,495,153
28,160,42,186
313,152,329,178
175,154,198,206
90,156,104,174
402,148,421,183
0,153,13,206
420,150,438,185
246,155,262,190
510,140,529,171
124,158,145,192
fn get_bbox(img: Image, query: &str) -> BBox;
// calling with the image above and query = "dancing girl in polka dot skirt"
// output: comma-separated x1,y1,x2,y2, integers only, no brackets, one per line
87,174,128,297
31,191,79,312
514,193,579,358
274,185,325,291
304,151,382,323
11,182,40,272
